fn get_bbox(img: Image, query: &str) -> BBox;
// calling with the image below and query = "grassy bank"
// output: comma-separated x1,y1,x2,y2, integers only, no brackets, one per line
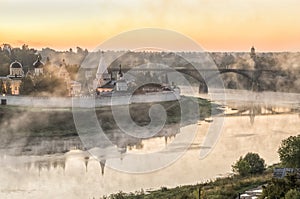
103,169,273,199
0,96,215,136
0,96,219,155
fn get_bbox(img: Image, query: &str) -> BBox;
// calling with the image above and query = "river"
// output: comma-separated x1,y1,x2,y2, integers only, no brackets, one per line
0,89,299,198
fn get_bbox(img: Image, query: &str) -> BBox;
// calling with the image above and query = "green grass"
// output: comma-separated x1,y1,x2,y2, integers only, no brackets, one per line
103,169,273,199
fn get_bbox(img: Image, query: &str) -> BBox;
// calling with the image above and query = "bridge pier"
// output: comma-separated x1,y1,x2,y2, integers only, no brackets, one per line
251,81,261,92
199,82,208,93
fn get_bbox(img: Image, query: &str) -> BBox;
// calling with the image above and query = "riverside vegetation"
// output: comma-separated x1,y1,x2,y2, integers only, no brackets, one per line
102,135,300,199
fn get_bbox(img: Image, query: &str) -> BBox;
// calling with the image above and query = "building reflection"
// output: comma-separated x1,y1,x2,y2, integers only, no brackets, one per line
225,102,297,125
15,122,181,176
3,101,298,177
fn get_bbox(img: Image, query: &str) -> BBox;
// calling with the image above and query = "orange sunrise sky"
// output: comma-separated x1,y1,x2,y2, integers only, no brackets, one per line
0,0,300,52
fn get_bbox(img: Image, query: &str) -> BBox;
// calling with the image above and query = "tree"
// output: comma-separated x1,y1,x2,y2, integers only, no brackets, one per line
5,81,11,94
65,64,80,80
278,135,300,168
232,152,265,176
32,74,68,96
76,46,84,54
220,53,235,69
261,178,290,199
0,80,5,94
19,76,34,95
0,51,11,75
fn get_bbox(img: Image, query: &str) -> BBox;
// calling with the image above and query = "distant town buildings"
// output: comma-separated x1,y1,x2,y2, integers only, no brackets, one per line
0,60,25,95
0,46,258,96
32,56,44,76
69,81,81,96
0,57,82,96
95,64,128,94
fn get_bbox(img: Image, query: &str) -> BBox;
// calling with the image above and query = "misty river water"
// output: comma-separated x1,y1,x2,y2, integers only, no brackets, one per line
0,89,299,199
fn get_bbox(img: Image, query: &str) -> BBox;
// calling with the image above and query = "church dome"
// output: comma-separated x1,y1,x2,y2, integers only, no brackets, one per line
10,61,22,68
33,57,44,68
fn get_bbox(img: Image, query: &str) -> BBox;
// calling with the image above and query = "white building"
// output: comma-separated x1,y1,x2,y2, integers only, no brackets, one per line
9,60,24,77
69,81,81,96
6,61,24,95
115,79,128,91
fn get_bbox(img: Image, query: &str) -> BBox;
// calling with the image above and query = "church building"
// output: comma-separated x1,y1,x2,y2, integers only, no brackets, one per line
33,56,44,75
6,60,24,95
95,62,128,95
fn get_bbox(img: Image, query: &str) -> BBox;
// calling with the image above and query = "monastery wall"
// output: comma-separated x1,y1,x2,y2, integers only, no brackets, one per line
1,91,180,108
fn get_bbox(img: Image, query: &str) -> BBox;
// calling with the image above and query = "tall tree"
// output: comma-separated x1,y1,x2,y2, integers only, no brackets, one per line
0,79,5,94
278,135,300,168
5,81,12,94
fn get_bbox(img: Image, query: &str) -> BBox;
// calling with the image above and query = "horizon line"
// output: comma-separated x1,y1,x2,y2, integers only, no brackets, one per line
2,43,300,53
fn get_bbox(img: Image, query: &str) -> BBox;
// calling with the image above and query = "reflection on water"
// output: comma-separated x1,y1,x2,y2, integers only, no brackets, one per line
0,123,181,175
1,91,300,198
224,102,300,125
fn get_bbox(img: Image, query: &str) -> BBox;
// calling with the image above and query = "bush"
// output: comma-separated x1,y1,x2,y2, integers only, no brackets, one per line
261,173,300,199
261,178,289,198
232,152,265,176
285,189,300,199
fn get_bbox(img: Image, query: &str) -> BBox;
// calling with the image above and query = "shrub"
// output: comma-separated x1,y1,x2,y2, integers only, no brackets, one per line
232,152,265,176
285,189,300,199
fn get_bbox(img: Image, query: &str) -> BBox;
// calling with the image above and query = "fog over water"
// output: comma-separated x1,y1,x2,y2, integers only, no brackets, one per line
0,89,299,198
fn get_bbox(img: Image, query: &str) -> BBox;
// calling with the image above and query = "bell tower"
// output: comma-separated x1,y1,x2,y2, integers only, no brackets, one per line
250,46,256,58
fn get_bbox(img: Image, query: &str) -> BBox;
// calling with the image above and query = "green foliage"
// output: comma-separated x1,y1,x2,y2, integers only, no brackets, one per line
232,153,266,176
65,64,80,80
0,65,9,76
5,81,11,94
0,80,5,93
21,75,69,96
261,178,289,198
278,135,300,168
261,173,300,199
110,191,126,199
19,76,35,95
0,47,11,76
233,157,251,176
285,189,300,199
103,171,272,199
220,53,235,69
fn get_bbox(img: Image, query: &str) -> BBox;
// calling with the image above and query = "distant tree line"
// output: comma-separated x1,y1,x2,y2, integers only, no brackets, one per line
0,44,39,75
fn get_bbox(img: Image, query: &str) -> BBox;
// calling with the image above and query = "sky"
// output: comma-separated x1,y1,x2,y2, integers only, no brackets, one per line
1,0,300,52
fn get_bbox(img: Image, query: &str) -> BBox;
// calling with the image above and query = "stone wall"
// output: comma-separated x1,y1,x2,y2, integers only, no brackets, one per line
1,91,180,108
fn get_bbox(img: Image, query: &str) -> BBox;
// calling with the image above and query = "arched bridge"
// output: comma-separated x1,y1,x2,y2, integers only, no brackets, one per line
110,67,287,93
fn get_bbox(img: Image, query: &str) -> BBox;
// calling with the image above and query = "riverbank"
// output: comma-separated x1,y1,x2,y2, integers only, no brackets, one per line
1,91,299,199
0,90,180,108
103,167,273,199
0,96,215,156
